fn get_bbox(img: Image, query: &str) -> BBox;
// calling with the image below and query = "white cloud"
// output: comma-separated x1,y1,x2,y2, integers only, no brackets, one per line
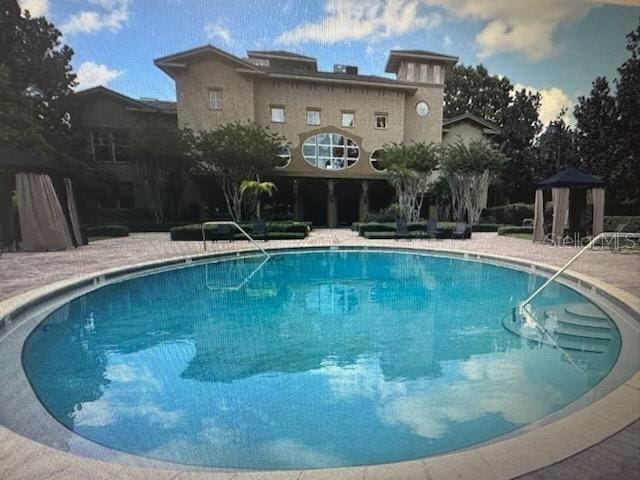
514,82,575,126
75,61,122,89
278,0,442,45
204,22,232,45
18,0,49,17
425,0,611,61
60,0,129,35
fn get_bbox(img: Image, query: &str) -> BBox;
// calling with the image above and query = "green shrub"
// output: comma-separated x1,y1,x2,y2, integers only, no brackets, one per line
497,226,534,236
604,216,640,233
357,221,472,239
87,224,129,237
481,203,534,226
363,204,403,223
472,223,504,232
232,232,306,240
363,231,434,240
265,221,310,234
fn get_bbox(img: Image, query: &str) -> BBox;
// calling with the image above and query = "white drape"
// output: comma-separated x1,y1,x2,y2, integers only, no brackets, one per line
64,178,83,246
16,172,73,251
592,188,605,237
551,187,570,243
533,189,545,242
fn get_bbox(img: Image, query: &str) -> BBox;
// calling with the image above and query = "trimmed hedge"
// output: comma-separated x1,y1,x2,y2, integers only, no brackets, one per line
481,203,534,226
472,223,504,232
356,221,472,239
604,216,640,233
87,224,129,238
497,226,533,236
170,222,309,241
363,231,434,240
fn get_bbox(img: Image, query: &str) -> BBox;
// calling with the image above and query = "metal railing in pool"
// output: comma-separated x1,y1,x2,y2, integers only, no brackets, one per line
201,221,271,258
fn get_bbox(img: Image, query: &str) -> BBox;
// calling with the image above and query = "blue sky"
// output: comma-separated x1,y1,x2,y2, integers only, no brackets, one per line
19,0,640,125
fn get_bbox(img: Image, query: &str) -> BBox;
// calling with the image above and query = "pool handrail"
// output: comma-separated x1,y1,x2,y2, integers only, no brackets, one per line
201,221,271,258
518,231,635,316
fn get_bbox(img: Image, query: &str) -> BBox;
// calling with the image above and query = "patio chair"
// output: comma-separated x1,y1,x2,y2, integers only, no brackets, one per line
452,223,469,240
425,219,441,238
252,219,268,241
395,218,411,240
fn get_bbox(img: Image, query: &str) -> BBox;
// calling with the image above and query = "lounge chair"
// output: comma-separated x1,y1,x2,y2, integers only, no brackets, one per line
395,219,411,240
425,219,441,238
252,219,268,241
452,223,468,240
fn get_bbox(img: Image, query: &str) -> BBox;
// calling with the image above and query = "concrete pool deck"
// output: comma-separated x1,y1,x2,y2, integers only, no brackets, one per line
0,230,638,479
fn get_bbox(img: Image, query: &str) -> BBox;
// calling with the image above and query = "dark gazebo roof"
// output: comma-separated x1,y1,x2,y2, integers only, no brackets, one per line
536,167,605,189
0,144,56,173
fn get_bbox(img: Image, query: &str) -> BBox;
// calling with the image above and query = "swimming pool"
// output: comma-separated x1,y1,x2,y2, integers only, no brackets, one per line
20,249,622,469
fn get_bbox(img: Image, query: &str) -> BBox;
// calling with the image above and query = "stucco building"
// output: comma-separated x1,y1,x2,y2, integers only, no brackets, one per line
70,45,500,226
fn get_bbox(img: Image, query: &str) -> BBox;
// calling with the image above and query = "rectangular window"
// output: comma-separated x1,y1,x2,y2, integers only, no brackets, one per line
375,113,388,129
208,89,223,110
341,111,355,128
406,62,415,82
433,65,442,84
112,131,130,163
92,131,113,163
271,106,285,123
118,181,134,209
419,64,429,83
306,109,321,126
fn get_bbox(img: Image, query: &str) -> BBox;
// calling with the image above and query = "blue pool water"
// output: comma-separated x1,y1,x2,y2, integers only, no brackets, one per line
22,250,620,469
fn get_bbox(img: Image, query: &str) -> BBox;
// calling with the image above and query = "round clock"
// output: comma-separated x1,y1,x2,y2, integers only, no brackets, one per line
416,101,429,117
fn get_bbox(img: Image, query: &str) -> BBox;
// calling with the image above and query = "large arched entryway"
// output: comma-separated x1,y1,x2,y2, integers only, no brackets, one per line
300,179,328,227
336,180,361,227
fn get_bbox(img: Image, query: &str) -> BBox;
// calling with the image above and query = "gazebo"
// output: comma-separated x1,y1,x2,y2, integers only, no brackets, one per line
0,145,82,251
532,168,605,243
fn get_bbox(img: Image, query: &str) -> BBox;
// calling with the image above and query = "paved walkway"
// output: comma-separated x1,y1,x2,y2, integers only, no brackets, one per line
1,229,639,479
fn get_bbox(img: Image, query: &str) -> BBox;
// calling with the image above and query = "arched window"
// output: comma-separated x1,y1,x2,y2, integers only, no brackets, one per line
370,149,386,172
275,146,291,169
302,133,359,170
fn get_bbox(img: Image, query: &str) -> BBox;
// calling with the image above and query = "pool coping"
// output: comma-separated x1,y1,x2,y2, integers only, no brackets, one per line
0,243,639,480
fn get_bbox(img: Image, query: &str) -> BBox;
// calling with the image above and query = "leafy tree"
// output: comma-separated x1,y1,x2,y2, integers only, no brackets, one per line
444,64,512,122
129,118,194,223
495,88,542,197
573,77,618,187
240,179,277,220
535,110,579,180
191,122,286,222
441,140,505,225
379,142,440,222
0,0,76,145
613,20,640,207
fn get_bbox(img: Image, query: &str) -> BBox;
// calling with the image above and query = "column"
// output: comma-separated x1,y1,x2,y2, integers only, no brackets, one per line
327,179,337,228
292,179,302,221
359,180,369,221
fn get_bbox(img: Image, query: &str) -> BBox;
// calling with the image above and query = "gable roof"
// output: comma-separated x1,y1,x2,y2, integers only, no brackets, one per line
385,49,458,73
247,50,317,62
442,112,500,134
154,44,263,78
69,86,176,114
536,168,605,189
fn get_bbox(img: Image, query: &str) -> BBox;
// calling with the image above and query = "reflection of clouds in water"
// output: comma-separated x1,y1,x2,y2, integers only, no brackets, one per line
378,351,566,439
146,418,342,469
72,400,182,428
319,357,406,400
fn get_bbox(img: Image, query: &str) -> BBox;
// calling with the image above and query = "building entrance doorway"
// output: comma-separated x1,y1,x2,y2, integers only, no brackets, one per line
336,181,361,227
301,179,328,227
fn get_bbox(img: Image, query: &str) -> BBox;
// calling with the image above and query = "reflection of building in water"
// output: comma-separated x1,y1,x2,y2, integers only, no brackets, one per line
304,283,359,315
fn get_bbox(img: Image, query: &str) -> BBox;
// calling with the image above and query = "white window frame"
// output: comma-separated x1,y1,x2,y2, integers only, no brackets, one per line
271,106,285,123
341,111,355,128
208,88,223,110
375,113,388,129
302,133,360,171
370,149,386,172
306,109,321,126
406,62,415,82
275,145,291,169
419,64,429,83
433,65,443,84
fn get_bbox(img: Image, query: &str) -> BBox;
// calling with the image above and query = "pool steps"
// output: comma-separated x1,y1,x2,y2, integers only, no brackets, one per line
503,303,615,354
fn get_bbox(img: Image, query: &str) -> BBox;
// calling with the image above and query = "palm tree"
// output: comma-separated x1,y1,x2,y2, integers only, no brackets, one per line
240,178,277,219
